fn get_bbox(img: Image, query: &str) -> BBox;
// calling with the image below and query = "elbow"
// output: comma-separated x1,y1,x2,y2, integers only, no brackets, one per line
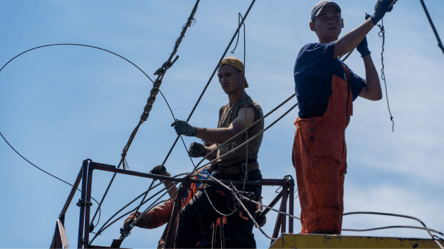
372,92,383,101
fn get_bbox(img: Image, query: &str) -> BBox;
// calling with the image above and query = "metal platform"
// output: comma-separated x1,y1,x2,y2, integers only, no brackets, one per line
270,233,444,248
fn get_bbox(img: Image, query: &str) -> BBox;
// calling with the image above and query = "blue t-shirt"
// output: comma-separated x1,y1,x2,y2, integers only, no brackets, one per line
294,42,366,118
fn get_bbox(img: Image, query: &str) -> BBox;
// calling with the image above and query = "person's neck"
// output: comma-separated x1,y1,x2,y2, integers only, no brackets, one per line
318,37,338,44
228,90,247,107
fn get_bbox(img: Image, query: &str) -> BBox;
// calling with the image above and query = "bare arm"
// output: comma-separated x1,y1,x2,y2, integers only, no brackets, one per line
334,19,374,58
195,107,255,144
359,55,382,100
203,143,218,160
162,181,177,198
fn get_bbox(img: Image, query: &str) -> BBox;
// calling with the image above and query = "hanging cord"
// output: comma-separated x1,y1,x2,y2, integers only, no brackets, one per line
0,131,102,228
377,19,395,132
230,12,250,192
160,0,257,168
240,13,249,192
419,0,444,55
343,211,444,249
90,0,200,227
206,174,278,240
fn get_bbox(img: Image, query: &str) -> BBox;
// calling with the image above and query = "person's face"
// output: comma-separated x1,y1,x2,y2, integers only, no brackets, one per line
310,5,343,43
217,65,244,95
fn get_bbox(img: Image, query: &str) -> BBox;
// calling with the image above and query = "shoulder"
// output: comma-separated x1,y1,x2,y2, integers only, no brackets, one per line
295,42,336,79
219,104,229,115
297,42,335,61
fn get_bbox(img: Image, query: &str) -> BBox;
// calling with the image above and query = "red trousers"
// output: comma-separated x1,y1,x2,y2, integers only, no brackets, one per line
293,67,352,234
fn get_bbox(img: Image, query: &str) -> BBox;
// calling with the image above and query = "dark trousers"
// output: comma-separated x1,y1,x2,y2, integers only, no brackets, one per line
175,170,262,248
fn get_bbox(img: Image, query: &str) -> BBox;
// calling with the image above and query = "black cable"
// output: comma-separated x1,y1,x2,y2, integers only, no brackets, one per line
344,211,444,249
160,0,257,167
378,19,395,132
89,181,175,244
419,0,444,55
90,0,200,225
0,131,102,226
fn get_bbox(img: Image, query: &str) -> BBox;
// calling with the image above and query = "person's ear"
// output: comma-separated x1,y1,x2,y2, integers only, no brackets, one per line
310,21,315,31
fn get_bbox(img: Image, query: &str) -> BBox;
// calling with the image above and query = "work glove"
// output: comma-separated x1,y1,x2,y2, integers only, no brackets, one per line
255,209,267,227
356,37,371,58
123,212,140,228
188,142,207,158
371,0,394,25
171,120,197,137
150,165,171,176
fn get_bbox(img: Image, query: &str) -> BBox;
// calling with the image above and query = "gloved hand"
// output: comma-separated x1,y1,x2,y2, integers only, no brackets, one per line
124,212,140,228
188,142,207,158
171,120,197,137
371,0,394,25
255,209,267,227
356,37,371,58
150,165,171,176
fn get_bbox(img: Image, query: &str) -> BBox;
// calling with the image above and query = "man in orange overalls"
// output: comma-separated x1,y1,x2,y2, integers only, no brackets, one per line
293,0,395,234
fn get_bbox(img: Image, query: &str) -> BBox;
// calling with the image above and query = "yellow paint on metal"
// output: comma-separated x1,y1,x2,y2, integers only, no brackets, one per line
270,233,444,248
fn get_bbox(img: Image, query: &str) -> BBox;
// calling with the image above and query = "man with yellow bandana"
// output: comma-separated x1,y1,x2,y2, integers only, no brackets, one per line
172,57,264,248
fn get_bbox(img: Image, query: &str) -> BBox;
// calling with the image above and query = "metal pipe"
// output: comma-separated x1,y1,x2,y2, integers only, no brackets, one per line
280,187,288,234
289,179,295,234
91,162,286,186
164,182,187,248
258,190,283,218
84,163,94,248
77,160,89,249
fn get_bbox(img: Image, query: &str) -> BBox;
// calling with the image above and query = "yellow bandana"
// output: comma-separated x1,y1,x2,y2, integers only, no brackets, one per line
219,57,249,88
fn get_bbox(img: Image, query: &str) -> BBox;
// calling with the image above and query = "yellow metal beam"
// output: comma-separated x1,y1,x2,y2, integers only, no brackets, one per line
270,233,444,248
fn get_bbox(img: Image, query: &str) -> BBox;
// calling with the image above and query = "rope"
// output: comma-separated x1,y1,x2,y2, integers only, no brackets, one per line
160,0,257,167
89,180,179,244
344,211,444,249
377,19,395,132
90,0,200,227
194,93,296,170
419,0,444,55
198,102,298,170
0,131,103,228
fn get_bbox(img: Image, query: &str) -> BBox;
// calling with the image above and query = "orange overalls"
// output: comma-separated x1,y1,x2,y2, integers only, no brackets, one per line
293,65,352,234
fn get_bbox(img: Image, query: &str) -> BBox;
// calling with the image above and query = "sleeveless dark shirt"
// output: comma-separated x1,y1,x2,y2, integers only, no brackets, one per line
216,94,264,167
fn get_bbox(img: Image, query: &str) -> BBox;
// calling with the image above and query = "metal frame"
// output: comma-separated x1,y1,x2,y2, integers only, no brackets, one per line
50,159,295,248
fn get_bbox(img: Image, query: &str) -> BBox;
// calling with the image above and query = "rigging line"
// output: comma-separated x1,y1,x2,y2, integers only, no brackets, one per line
0,43,154,83
0,42,180,226
91,192,172,245
241,12,249,192
0,131,103,226
378,19,395,132
91,0,200,225
90,181,175,244
343,225,444,236
206,173,301,222
198,102,298,170
344,211,444,249
160,0,257,167
230,13,244,54
207,174,277,240
419,0,444,55
194,93,296,170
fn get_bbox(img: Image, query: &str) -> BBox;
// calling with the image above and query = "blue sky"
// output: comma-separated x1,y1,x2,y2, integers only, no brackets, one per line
1,0,443,248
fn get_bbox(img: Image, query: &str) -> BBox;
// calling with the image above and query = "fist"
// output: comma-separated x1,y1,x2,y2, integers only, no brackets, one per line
150,165,170,176
188,142,207,158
